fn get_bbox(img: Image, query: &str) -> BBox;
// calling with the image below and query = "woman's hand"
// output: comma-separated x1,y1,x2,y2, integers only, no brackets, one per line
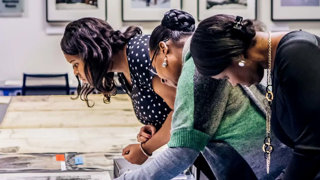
136,125,156,143
122,144,148,164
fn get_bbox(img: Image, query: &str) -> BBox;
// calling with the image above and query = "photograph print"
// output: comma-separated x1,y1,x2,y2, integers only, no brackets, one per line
281,0,319,6
207,0,247,9
55,0,98,10
272,0,320,21
122,0,181,21
46,0,106,22
131,0,171,8
0,0,24,17
198,0,256,21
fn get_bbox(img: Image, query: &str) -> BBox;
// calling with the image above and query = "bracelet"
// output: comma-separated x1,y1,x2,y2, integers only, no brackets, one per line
139,142,152,157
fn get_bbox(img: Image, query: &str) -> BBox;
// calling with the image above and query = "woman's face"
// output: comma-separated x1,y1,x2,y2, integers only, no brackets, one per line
64,54,88,83
149,40,183,88
212,58,264,87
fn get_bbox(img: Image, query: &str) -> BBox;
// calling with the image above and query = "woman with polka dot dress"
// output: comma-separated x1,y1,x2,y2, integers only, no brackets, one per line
60,18,175,165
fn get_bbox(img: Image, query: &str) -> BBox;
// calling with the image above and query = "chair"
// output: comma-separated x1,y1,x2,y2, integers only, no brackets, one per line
22,73,70,95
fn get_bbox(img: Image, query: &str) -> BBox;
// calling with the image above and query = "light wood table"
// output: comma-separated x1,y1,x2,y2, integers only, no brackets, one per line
1,94,141,129
0,94,142,179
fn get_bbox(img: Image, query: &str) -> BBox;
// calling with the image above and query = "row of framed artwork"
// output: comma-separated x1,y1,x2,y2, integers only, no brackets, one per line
46,0,320,22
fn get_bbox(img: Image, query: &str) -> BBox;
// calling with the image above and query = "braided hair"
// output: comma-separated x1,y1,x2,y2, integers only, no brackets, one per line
149,9,195,52
61,17,141,106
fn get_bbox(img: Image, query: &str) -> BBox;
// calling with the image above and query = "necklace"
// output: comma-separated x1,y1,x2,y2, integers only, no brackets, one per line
263,31,273,174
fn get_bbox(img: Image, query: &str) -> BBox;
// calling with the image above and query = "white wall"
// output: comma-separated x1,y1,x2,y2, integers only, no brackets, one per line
0,0,320,82
0,0,72,82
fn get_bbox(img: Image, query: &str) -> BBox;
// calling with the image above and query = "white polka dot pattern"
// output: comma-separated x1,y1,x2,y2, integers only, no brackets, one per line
118,35,171,130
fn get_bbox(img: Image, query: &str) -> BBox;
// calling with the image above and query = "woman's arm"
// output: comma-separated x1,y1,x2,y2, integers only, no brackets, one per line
122,76,176,164
141,111,172,155
116,147,199,180
122,111,173,164
276,39,320,179
141,75,177,152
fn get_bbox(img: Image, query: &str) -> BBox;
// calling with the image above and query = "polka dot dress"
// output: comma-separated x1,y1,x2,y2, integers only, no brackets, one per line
118,35,171,130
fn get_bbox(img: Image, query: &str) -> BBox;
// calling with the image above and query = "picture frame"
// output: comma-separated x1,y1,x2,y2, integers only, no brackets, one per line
46,0,107,23
197,0,257,21
272,0,320,21
122,0,182,22
0,0,24,17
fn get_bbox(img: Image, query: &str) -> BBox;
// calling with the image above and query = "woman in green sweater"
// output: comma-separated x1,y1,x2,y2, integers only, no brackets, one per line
116,9,291,180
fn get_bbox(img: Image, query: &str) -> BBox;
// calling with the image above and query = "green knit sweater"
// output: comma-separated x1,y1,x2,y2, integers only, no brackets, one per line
168,38,290,179
168,56,265,156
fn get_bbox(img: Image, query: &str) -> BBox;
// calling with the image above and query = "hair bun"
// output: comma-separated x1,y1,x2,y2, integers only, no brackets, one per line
230,18,256,46
161,9,195,32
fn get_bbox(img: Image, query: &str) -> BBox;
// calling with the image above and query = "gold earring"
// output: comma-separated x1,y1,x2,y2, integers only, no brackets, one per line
162,57,168,68
238,60,245,67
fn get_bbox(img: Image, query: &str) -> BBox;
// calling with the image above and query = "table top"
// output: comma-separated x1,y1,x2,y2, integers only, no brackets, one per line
1,94,141,129
0,94,142,177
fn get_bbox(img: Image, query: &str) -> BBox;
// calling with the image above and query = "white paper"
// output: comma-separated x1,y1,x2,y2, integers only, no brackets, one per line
0,171,112,180
60,161,66,171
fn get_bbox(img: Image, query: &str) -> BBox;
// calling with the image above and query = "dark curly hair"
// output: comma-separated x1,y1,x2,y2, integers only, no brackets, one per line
191,14,256,76
149,9,195,53
61,17,141,106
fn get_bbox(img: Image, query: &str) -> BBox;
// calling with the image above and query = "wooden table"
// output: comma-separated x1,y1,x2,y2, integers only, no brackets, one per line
0,94,142,179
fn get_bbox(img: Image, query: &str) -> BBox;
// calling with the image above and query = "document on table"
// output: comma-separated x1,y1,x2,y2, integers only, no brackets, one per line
0,171,112,180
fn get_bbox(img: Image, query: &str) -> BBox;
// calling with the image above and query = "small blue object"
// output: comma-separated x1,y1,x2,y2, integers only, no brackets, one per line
75,156,84,165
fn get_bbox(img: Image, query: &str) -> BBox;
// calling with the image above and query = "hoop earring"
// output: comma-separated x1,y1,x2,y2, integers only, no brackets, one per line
162,57,168,68
238,60,246,67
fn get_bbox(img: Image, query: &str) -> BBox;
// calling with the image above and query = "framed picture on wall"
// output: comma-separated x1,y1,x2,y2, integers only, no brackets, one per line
197,0,257,21
46,0,107,22
0,0,24,17
122,0,182,22
272,0,320,21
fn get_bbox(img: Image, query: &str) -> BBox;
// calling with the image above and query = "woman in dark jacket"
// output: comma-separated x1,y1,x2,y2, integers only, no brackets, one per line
191,14,320,180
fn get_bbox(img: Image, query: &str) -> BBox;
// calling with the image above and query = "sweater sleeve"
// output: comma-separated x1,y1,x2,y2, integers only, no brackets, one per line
168,55,230,151
168,59,211,151
275,37,320,179
115,147,199,180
